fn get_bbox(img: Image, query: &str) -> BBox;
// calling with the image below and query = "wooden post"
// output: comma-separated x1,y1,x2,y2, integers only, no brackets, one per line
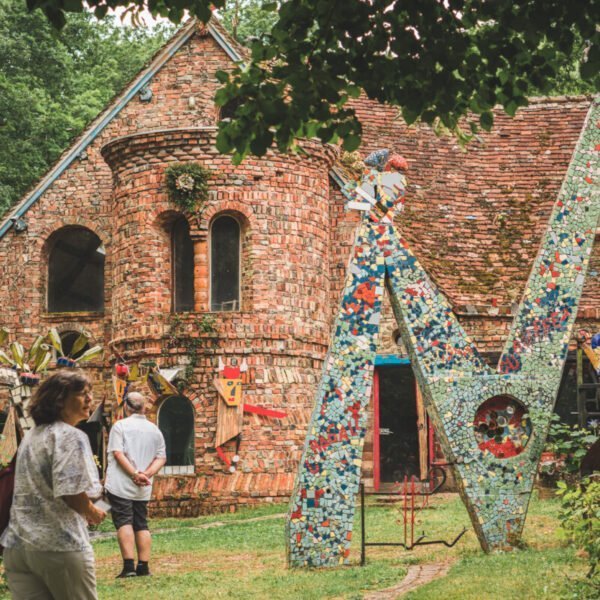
576,346,586,428
416,383,428,480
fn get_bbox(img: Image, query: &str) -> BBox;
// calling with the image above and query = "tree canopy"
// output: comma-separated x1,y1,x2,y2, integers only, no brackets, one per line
0,0,171,216
21,1,600,165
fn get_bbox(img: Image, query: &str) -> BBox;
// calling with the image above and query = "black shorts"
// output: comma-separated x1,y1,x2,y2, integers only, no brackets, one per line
106,492,149,532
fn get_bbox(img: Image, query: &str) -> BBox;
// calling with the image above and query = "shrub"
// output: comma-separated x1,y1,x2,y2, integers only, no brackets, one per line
539,415,598,485
557,477,600,581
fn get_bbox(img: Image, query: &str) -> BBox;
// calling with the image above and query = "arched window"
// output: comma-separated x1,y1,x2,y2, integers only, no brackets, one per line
172,217,195,312
158,395,195,475
210,216,240,311
48,227,104,312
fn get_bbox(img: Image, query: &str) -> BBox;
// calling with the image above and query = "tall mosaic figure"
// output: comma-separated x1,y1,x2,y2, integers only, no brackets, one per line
287,98,600,567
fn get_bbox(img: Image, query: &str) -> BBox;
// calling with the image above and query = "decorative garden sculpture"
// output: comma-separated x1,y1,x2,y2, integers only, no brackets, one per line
287,98,600,567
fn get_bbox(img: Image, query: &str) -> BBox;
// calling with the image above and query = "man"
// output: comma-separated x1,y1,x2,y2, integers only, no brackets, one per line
105,391,166,578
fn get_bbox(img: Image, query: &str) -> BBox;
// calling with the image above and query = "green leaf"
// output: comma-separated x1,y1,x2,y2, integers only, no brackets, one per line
216,129,233,154
215,70,230,85
480,111,494,131
505,101,518,117
342,134,361,152
346,85,361,99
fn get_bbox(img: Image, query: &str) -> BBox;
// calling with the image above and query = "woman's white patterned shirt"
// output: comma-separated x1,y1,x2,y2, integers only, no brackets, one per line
0,420,102,551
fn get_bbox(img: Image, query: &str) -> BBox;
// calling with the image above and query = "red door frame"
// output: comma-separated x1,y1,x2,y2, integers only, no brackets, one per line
373,368,381,491
373,366,432,490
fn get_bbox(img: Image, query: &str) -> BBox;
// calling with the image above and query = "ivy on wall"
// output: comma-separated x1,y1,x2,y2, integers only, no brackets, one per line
165,163,211,213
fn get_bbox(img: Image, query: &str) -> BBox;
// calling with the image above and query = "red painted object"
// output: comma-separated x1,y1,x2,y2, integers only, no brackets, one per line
115,363,129,378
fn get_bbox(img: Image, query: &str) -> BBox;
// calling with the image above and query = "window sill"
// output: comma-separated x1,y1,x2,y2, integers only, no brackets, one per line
160,465,195,476
41,312,105,321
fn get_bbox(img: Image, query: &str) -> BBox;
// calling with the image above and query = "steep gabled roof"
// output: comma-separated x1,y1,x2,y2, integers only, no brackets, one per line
0,16,243,239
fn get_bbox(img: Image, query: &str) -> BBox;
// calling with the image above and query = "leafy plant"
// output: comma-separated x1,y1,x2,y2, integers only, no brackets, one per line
0,556,8,595
165,314,217,380
0,1,172,218
539,414,598,484
556,477,600,582
165,163,211,213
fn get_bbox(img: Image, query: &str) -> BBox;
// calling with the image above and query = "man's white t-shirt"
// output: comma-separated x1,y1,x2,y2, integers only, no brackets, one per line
105,414,166,501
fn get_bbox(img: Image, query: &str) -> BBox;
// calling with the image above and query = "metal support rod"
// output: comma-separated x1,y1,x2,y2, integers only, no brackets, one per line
360,483,366,566
403,475,408,546
410,476,415,547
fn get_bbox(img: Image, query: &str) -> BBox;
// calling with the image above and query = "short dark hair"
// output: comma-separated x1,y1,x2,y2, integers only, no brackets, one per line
28,370,91,425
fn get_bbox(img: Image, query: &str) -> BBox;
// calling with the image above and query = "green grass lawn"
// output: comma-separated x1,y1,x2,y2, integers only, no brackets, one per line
1,492,591,599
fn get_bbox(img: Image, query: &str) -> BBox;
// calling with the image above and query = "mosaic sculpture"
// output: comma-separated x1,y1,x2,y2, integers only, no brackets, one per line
287,98,599,566
109,343,180,420
1,329,54,433
214,357,287,472
0,328,103,464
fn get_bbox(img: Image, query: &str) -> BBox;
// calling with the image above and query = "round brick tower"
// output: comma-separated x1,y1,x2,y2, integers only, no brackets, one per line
101,128,337,514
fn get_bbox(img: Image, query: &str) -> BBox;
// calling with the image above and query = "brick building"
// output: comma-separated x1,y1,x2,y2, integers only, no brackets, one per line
0,19,597,515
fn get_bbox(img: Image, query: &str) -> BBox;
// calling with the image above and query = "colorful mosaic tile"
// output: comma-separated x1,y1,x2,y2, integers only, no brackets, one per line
287,99,599,567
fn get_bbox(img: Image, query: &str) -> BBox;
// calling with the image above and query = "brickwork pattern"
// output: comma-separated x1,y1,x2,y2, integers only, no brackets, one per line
0,19,598,519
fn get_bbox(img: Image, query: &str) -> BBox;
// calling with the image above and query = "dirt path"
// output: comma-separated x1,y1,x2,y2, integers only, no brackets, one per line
363,560,454,599
89,512,286,540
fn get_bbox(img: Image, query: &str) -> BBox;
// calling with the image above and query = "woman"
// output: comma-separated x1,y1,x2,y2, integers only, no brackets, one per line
0,370,106,599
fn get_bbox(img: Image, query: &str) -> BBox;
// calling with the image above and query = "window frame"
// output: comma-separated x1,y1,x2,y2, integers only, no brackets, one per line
171,216,195,313
46,226,105,314
209,214,242,312
157,394,195,475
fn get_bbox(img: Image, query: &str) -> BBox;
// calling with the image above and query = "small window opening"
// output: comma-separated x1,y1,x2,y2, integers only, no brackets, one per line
158,395,195,475
210,216,240,312
172,217,195,312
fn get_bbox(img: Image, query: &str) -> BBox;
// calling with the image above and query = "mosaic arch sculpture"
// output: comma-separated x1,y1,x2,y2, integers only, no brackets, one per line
286,98,600,567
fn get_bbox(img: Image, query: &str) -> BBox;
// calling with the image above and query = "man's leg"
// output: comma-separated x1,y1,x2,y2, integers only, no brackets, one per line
133,500,152,576
107,492,137,578
116,525,136,561
135,530,151,562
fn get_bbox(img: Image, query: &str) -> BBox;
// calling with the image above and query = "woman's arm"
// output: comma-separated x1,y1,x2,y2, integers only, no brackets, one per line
62,492,106,525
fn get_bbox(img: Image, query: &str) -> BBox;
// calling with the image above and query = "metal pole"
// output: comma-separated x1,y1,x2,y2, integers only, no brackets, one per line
410,476,415,547
403,475,408,546
360,483,366,566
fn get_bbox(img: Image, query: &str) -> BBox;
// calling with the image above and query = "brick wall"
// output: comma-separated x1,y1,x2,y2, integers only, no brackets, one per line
0,21,597,514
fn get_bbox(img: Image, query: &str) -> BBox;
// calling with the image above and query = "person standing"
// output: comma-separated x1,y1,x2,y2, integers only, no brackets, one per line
104,391,166,578
1,370,106,599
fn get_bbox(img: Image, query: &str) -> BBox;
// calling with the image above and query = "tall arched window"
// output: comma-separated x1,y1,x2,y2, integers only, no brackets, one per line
158,395,195,475
48,227,104,312
172,217,195,312
210,216,240,311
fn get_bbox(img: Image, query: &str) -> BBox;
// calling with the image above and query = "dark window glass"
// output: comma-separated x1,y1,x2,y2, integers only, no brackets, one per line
172,218,195,312
158,395,195,466
220,96,244,120
48,227,104,312
211,216,240,311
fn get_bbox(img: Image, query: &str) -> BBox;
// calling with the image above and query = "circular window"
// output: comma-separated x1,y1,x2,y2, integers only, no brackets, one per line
473,396,532,458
